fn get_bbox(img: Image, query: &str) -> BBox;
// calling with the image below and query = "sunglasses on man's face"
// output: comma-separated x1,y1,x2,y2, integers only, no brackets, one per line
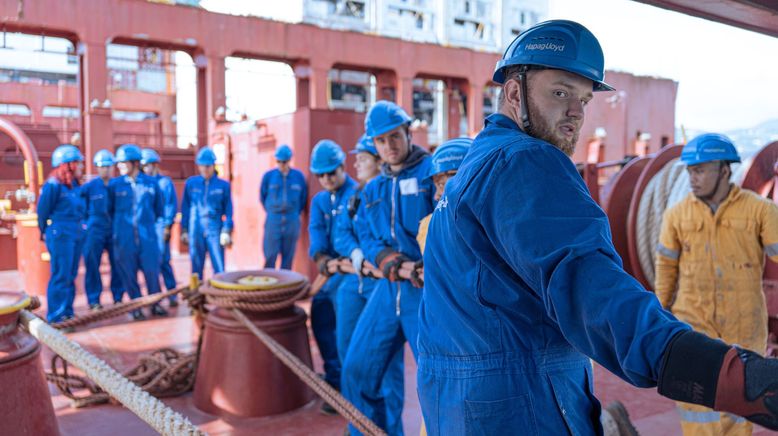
317,169,338,178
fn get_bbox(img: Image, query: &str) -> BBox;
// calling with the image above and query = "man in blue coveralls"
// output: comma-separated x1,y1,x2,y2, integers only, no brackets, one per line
308,139,356,415
108,144,166,320
141,148,179,307
81,149,123,308
260,144,307,270
181,147,234,280
418,19,778,434
342,100,435,435
334,134,404,433
38,144,86,324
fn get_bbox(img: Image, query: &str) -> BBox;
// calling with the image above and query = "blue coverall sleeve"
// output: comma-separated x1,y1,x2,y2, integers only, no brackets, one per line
300,175,308,214
333,204,359,257
162,179,177,226
308,196,329,259
222,182,234,232
260,172,268,208
153,181,164,220
180,181,190,233
355,189,387,265
472,145,689,387
37,182,57,234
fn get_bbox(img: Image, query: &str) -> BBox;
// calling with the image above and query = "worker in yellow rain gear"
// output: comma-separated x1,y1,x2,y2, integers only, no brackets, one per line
656,133,778,435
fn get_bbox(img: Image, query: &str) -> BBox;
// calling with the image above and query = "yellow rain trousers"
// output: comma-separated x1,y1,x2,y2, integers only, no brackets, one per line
655,185,778,435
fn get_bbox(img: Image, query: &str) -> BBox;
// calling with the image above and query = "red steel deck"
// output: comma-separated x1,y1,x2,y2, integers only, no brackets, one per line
0,254,771,435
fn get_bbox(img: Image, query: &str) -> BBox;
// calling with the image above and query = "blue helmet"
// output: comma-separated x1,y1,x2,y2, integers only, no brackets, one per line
275,144,293,161
681,133,741,166
493,20,614,92
310,140,346,174
140,148,161,165
115,144,143,163
195,147,217,166
365,100,412,138
93,149,115,167
426,137,472,181
349,134,378,157
51,144,84,168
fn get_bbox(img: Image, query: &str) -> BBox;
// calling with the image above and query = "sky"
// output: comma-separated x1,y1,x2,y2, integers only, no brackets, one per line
547,0,778,132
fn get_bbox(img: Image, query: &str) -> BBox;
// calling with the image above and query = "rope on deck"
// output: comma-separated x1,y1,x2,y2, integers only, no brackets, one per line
19,309,206,436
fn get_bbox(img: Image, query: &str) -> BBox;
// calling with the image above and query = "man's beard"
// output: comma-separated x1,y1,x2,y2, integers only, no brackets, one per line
526,100,579,157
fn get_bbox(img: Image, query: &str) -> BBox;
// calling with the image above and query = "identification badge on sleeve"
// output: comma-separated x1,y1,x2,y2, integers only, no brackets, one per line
399,178,419,195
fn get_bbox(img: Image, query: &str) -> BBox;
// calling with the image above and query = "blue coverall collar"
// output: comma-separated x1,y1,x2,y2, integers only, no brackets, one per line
485,113,522,131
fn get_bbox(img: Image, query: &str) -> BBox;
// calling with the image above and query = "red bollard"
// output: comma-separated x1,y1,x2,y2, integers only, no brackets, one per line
0,291,60,435
193,270,315,418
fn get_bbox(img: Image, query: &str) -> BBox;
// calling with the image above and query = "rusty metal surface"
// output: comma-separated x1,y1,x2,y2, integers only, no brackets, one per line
625,145,682,289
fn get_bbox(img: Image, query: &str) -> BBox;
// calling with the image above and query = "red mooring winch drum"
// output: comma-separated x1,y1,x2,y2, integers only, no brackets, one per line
193,270,315,418
0,291,60,435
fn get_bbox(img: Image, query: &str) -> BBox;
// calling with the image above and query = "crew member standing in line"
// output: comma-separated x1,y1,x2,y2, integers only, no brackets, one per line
308,139,357,415
108,143,166,320
334,134,404,431
342,101,435,435
81,149,123,308
181,147,234,280
38,144,86,323
141,148,179,307
260,144,307,270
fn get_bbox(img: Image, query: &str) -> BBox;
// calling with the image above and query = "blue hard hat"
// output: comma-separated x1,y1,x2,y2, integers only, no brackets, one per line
349,134,378,157
365,100,412,138
493,20,614,92
275,144,293,161
426,137,472,181
93,149,115,167
195,147,217,166
51,144,84,168
140,148,161,165
310,140,346,174
681,133,741,166
115,144,143,163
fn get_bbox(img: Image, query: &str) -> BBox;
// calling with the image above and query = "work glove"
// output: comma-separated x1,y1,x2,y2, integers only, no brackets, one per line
315,253,335,278
658,330,778,430
350,248,365,277
180,231,189,245
378,251,411,282
219,231,232,247
409,260,424,288
163,226,171,242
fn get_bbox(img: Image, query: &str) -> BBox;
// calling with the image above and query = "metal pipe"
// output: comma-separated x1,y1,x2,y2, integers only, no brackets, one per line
0,116,41,199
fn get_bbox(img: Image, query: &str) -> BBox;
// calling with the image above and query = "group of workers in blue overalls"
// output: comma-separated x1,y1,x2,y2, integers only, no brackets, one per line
38,143,233,324
37,17,778,435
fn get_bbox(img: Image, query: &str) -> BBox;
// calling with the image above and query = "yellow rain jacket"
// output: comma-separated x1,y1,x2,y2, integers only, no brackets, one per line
655,185,778,352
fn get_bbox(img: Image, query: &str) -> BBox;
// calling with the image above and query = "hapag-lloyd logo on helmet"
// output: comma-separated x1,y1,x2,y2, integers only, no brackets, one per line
525,42,566,52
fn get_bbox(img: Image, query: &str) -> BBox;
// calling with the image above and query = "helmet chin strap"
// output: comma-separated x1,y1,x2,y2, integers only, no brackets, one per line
695,164,728,203
518,65,531,132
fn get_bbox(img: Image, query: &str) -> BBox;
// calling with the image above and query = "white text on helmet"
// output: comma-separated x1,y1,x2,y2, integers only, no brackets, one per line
525,42,566,52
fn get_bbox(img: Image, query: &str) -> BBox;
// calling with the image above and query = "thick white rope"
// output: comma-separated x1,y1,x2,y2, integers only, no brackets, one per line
636,159,688,287
635,158,749,288
19,310,205,436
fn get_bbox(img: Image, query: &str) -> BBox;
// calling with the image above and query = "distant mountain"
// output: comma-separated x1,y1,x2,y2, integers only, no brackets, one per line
676,119,778,158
